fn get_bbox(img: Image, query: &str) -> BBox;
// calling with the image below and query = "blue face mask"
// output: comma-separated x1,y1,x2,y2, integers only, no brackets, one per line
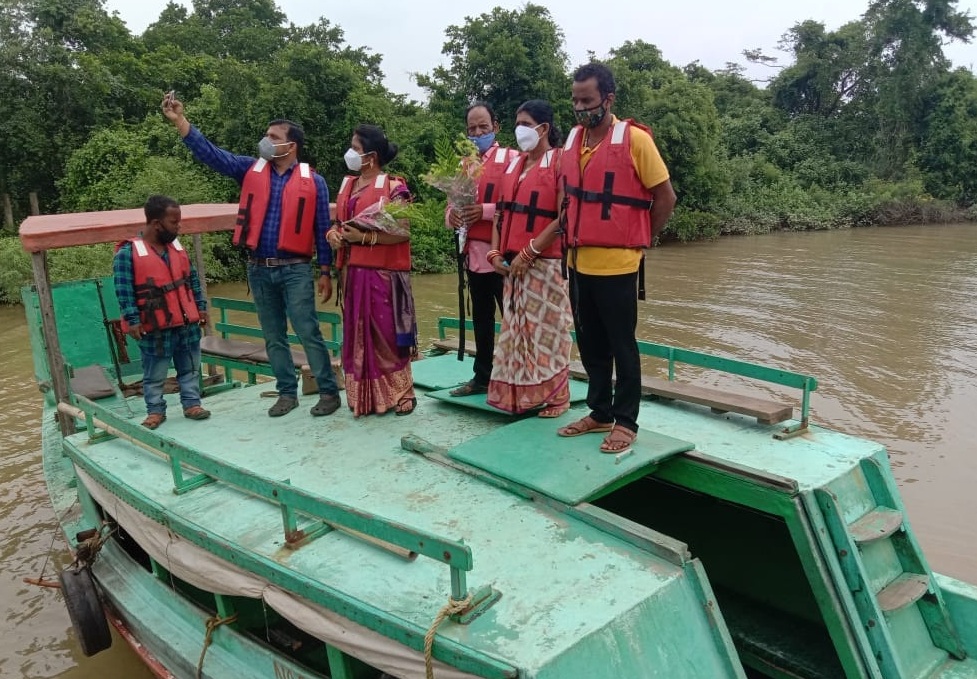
468,132,496,154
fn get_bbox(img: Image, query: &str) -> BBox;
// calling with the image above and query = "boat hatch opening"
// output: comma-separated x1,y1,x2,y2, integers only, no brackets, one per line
594,475,847,679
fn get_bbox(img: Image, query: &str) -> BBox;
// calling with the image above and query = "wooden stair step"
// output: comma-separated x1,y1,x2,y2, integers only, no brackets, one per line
877,573,930,613
849,507,903,544
640,376,793,425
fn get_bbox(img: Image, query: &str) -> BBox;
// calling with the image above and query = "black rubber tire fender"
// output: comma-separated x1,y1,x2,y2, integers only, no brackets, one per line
58,567,112,657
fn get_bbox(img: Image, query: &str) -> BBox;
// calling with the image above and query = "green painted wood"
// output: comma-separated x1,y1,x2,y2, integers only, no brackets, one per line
60,382,726,678
784,496,876,678
448,410,694,505
64,440,518,679
860,457,967,660
411,353,477,391
425,379,588,414
654,456,796,517
73,396,475,571
815,486,906,678
91,541,339,679
635,339,817,391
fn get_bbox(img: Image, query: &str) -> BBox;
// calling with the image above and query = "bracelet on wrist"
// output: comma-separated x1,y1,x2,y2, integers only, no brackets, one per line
528,239,542,256
486,249,503,264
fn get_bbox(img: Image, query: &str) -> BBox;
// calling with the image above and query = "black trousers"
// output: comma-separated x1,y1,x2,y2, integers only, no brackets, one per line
569,269,641,432
467,269,504,386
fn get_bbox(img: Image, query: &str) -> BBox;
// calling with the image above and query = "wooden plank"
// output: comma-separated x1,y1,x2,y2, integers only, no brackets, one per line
849,507,904,545
32,251,75,435
641,376,793,425
20,203,237,252
877,573,930,613
431,337,476,357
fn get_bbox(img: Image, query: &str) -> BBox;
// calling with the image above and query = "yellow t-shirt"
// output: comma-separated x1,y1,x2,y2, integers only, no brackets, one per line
569,116,670,275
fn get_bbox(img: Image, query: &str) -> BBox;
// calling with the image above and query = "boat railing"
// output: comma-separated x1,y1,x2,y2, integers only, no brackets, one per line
436,316,818,438
62,395,500,621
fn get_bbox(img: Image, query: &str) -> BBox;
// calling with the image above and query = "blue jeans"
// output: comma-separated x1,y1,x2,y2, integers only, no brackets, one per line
142,341,202,416
247,262,339,399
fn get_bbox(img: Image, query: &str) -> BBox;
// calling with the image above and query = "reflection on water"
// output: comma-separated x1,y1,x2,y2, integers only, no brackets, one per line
1,223,974,676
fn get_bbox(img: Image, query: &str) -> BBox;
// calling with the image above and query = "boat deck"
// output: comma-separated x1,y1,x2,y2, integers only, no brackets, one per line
65,361,798,677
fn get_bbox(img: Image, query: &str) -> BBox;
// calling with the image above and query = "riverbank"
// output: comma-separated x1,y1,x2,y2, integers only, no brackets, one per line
1,210,974,305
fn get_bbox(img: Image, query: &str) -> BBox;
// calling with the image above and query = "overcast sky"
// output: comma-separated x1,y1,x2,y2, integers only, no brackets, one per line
104,0,977,100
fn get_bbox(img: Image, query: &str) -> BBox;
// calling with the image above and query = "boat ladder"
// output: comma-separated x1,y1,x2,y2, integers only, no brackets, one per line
815,457,966,678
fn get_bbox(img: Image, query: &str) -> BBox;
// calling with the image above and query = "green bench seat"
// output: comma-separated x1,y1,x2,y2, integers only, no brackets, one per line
201,297,343,389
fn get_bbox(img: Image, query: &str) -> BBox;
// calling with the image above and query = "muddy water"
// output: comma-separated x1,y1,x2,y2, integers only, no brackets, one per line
1,223,975,676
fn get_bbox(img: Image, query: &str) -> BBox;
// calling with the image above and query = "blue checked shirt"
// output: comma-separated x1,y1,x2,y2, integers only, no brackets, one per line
182,126,333,267
113,242,206,357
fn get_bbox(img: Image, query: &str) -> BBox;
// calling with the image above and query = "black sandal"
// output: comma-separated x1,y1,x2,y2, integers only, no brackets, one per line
395,397,417,416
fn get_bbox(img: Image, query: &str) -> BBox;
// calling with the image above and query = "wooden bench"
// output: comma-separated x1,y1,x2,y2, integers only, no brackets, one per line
201,297,343,390
435,316,816,434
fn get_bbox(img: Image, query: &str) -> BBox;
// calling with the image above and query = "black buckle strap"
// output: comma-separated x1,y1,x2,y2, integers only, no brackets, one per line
565,173,653,220
499,193,558,233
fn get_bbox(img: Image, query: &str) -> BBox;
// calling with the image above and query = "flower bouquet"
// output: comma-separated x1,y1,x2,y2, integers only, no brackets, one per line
344,197,412,238
422,134,484,253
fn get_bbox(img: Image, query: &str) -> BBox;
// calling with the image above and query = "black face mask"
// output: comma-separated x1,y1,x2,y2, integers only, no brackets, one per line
157,225,178,244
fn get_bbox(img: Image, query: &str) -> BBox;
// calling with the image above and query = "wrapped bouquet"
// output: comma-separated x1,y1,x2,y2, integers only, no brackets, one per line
422,134,483,253
344,197,412,238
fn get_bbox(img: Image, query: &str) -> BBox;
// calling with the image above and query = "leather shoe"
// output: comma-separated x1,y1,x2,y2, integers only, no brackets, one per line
310,393,341,416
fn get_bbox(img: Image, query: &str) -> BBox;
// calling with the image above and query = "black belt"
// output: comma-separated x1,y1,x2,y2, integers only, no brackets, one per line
249,257,310,267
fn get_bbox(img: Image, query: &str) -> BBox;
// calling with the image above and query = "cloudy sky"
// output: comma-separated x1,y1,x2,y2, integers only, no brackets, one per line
104,0,977,100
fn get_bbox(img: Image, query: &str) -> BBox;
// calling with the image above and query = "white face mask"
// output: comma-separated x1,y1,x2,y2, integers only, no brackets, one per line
515,124,543,152
344,148,366,171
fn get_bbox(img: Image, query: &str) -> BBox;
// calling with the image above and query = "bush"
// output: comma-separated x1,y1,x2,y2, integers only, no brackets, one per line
406,199,456,274
663,208,722,242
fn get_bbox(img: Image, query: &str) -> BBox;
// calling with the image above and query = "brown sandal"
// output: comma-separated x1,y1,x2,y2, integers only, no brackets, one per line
557,415,613,437
450,381,487,397
538,403,570,418
141,413,166,430
600,425,637,454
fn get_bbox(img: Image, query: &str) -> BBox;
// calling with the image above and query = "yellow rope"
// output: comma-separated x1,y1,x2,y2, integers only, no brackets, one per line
196,613,238,679
424,594,473,679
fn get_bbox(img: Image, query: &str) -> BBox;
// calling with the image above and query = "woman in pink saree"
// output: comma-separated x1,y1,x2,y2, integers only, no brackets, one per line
327,124,417,416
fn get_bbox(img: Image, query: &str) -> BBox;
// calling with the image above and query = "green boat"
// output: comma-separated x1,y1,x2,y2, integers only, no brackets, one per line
19,205,977,679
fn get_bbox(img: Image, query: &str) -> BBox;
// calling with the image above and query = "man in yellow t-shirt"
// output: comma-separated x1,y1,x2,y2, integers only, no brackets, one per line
557,63,677,453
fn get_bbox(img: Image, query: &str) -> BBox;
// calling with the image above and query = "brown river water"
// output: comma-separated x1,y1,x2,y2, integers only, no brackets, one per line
1,224,975,677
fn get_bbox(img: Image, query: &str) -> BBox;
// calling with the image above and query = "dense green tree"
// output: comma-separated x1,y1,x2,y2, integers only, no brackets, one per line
417,3,571,130
769,20,868,117
919,68,977,203
860,0,975,176
606,43,728,212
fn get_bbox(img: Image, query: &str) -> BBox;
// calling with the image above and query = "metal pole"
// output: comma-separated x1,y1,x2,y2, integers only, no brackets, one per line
32,252,76,435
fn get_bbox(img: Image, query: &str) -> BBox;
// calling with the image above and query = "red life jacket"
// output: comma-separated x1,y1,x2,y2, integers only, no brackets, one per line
467,146,517,244
233,159,318,257
335,173,411,271
497,149,562,258
560,120,654,248
118,237,200,333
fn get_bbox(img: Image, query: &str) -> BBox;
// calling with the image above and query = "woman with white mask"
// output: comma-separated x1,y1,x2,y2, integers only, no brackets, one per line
327,124,418,417
485,100,573,418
